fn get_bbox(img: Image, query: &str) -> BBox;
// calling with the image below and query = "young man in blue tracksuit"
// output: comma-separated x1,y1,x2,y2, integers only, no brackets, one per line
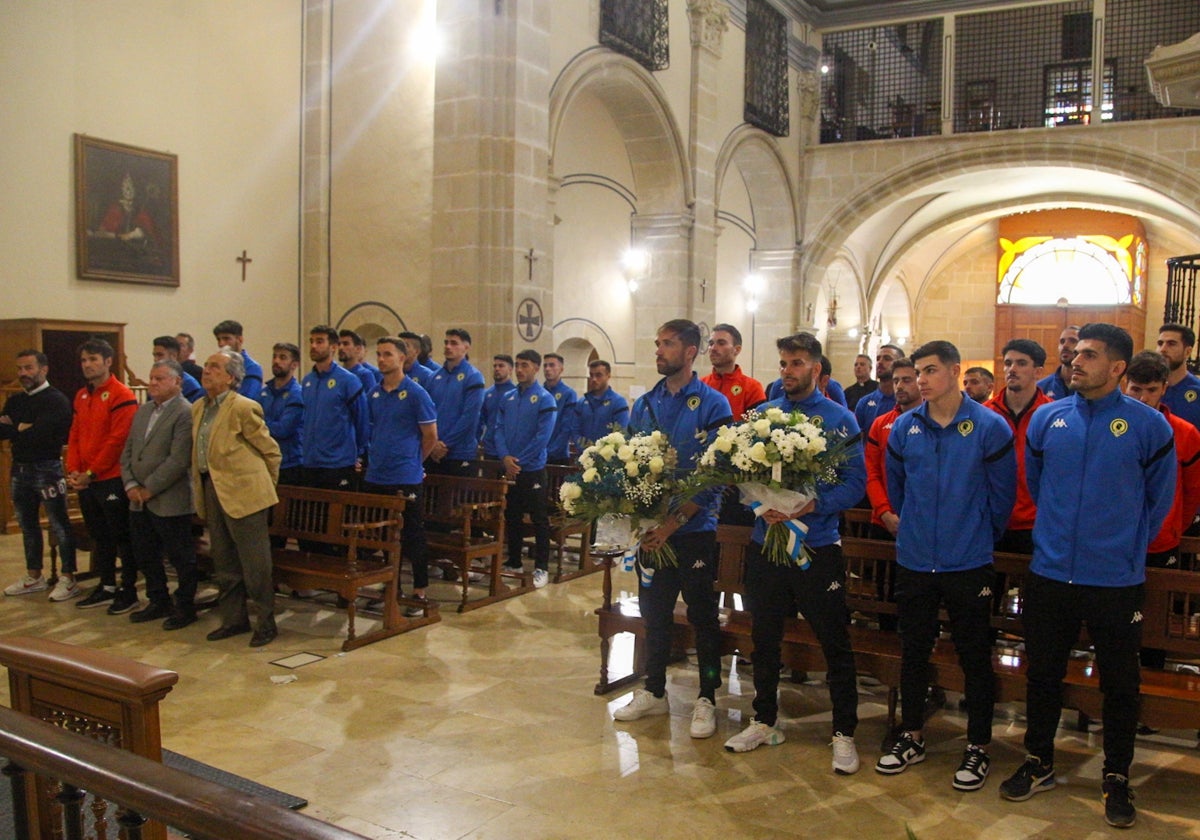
424,329,485,477
257,342,304,488
542,352,578,465
879,340,1016,792
300,326,369,492
1036,325,1080,401
612,319,733,741
999,323,1175,829
574,360,629,449
1157,322,1200,433
721,332,866,777
495,349,557,589
478,354,516,459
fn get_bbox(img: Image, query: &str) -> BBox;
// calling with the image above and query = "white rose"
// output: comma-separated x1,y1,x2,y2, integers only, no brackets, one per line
648,456,664,475
749,442,770,465
753,418,772,437
765,407,785,423
582,468,599,483
617,445,634,462
625,460,640,477
599,445,616,461
605,432,626,446
714,436,733,453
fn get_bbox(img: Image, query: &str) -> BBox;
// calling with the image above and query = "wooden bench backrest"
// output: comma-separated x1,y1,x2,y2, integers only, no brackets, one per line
270,486,405,555
422,474,508,525
1143,566,1200,656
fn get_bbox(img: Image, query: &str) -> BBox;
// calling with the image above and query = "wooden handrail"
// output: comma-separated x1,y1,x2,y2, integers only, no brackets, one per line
0,706,369,840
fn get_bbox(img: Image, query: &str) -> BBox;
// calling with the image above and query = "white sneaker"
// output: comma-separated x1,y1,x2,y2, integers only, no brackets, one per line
690,697,717,738
5,575,47,596
48,578,82,602
532,569,549,589
612,688,669,721
832,732,860,775
724,719,786,753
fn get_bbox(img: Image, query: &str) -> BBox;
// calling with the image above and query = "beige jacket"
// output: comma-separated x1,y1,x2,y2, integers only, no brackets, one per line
191,392,280,520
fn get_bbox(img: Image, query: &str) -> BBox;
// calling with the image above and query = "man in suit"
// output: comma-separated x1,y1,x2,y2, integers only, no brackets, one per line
121,359,199,629
194,349,281,647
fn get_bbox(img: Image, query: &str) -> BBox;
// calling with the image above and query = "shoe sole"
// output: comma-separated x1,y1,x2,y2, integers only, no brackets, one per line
725,733,785,753
5,588,48,596
952,775,988,791
834,758,860,775
77,599,116,609
613,705,669,722
875,752,925,775
999,779,1055,801
107,603,140,616
1104,813,1136,829
690,723,716,739
49,591,82,602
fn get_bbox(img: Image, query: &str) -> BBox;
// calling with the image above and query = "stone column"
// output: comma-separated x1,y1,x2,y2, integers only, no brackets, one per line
685,0,729,337
432,0,552,355
300,0,333,328
747,248,798,383
630,212,695,384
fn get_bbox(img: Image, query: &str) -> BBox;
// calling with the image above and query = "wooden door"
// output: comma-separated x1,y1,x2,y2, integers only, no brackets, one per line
993,304,1146,370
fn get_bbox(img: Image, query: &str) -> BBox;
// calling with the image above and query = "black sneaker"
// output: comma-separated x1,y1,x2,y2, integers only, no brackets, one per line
106,589,140,615
129,601,171,623
874,731,926,774
1102,773,1136,828
999,755,1056,801
952,744,990,791
76,586,116,609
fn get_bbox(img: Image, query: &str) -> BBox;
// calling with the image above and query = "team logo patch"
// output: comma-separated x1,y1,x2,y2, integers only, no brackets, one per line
811,415,824,428
398,390,408,400
556,392,563,401
1110,418,1129,438
1188,390,1198,403
457,372,465,382
687,396,701,410
603,399,610,406
957,419,974,437
327,379,336,389
530,394,539,403
732,385,743,396
101,391,110,401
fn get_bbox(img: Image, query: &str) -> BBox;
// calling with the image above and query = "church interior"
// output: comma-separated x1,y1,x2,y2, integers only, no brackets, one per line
5,0,1200,837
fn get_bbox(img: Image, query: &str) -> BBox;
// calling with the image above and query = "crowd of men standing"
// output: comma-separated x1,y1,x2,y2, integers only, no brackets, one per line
3,315,1198,829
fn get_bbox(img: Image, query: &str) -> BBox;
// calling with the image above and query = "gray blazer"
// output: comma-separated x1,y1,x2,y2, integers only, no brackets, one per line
120,394,195,517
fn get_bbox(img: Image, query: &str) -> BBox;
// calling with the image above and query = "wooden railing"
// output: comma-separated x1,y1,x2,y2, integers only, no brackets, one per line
0,706,368,840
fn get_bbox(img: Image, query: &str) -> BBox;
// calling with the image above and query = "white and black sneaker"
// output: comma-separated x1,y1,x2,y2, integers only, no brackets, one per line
874,731,926,775
952,744,990,791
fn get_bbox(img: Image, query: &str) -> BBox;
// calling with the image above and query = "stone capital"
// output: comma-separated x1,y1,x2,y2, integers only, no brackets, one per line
687,0,729,57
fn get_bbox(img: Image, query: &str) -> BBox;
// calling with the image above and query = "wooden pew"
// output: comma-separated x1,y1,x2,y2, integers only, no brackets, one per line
423,473,530,612
268,485,440,651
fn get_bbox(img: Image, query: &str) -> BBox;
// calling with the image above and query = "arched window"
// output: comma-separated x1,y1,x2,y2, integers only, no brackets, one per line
998,234,1145,306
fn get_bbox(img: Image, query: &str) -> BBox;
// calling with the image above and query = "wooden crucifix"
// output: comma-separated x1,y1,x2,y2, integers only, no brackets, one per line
236,250,253,282
698,276,708,302
523,248,538,282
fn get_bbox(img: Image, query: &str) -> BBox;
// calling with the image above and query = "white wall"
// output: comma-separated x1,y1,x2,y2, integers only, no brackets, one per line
0,1,302,375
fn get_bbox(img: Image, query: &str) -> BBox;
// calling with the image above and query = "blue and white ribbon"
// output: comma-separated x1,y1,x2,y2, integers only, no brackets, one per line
749,501,811,569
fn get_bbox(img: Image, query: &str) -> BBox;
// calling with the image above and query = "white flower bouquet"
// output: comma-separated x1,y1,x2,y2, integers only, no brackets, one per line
559,429,681,567
694,406,852,566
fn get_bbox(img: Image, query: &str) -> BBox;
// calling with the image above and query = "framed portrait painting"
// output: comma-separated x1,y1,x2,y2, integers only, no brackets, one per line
74,134,179,286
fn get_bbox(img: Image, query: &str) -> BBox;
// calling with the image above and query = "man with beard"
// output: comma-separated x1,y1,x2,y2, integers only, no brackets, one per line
1036,325,1080,401
175,332,204,382
425,329,485,477
257,342,304,488
963,367,995,402
865,357,922,539
845,354,877,410
854,344,904,433
397,331,432,388
2,350,79,601
702,324,766,420
984,339,1052,554
1000,324,1174,829
1157,323,1200,432
612,319,732,740
722,332,865,776
300,325,369,492
478,354,516,459
574,360,628,448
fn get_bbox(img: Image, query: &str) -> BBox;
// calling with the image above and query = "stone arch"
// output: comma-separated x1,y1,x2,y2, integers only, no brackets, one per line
803,140,1200,285
552,317,625,366
713,125,798,250
549,48,692,214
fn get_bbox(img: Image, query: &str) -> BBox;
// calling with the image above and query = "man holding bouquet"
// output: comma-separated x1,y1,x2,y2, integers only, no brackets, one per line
721,332,866,776
613,319,733,739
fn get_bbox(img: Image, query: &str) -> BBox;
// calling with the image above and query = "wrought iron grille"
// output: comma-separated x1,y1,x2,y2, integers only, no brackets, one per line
1165,254,1200,369
745,0,790,137
599,0,669,72
1106,0,1200,121
819,18,943,143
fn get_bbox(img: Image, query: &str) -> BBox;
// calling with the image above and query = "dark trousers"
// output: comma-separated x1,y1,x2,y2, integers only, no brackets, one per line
10,460,76,575
300,465,357,492
203,475,274,631
1140,549,1178,669
896,564,996,745
640,529,722,701
77,476,135,591
426,458,474,478
505,468,550,570
278,466,303,487
362,481,429,590
1022,572,1143,777
745,542,858,733
130,509,198,612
